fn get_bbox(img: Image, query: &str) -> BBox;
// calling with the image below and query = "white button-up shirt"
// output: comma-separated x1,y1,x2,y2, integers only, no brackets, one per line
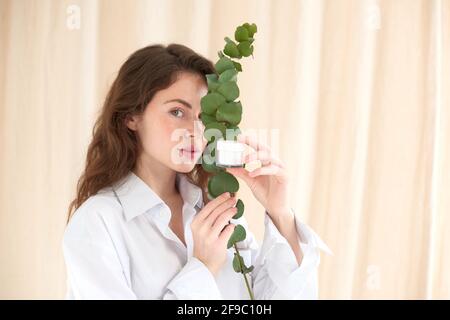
62,171,332,300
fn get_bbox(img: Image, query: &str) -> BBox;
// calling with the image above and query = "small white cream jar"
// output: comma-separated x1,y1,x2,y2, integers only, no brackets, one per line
216,139,245,168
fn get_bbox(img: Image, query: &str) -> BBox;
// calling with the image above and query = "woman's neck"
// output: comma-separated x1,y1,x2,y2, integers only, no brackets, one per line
133,155,179,203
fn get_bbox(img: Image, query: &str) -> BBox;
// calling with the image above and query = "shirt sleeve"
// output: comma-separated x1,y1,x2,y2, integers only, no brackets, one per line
62,210,138,299
236,207,332,300
163,256,223,300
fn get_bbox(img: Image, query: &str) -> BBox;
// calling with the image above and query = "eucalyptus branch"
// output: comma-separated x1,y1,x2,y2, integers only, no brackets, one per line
233,243,255,300
200,22,258,300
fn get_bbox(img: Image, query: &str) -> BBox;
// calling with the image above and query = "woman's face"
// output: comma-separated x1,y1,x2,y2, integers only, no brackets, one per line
127,71,208,173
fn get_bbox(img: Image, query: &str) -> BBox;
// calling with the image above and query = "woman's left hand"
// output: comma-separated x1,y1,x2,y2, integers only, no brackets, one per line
225,133,291,219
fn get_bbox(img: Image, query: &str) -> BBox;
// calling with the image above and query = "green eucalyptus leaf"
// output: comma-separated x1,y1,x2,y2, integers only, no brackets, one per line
202,140,217,162
208,171,239,198
217,81,240,102
216,101,242,126
224,37,233,44
200,92,226,116
202,158,224,173
204,122,226,142
233,61,242,72
200,112,216,125
206,74,220,91
215,56,235,74
249,23,257,36
232,252,254,274
237,41,254,57
227,224,246,249
235,26,249,42
225,125,241,140
207,180,215,199
218,69,238,83
232,199,244,219
232,253,244,272
218,51,224,58
224,42,241,59
242,264,254,274
243,23,257,38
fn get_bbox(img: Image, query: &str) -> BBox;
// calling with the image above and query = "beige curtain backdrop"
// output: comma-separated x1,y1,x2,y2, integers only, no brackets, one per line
0,0,449,299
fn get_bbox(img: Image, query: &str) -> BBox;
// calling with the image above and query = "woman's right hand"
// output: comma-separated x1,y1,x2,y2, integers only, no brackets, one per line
191,192,238,277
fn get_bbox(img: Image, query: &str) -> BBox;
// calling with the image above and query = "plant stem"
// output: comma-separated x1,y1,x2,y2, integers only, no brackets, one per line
233,243,255,300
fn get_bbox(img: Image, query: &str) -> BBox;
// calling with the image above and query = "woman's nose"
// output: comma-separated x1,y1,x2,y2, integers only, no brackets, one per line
183,124,199,138
191,119,205,135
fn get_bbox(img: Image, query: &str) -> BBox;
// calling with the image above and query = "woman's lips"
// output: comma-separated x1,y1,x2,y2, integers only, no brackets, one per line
180,147,201,153
179,148,202,159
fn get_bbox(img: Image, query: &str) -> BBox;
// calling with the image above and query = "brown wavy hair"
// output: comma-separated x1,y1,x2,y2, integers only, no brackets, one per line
67,44,216,223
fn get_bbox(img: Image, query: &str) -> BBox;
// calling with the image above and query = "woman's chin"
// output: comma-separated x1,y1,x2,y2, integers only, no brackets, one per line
174,164,196,173
171,159,201,173
169,150,203,172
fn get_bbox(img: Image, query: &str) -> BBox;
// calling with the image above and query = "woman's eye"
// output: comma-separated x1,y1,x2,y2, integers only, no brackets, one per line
170,108,184,118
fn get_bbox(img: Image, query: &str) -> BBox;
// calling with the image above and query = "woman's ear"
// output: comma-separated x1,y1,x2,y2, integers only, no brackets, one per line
125,115,140,131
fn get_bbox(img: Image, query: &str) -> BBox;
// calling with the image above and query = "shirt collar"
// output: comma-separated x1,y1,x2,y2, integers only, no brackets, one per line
113,171,203,222
176,172,203,211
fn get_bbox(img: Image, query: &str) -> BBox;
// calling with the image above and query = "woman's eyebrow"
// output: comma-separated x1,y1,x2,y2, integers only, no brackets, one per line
163,99,192,109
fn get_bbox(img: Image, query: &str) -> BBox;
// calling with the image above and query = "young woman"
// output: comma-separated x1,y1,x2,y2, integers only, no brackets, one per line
63,43,331,300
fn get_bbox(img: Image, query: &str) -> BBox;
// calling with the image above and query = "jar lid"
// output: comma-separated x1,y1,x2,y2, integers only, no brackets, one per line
216,139,245,152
